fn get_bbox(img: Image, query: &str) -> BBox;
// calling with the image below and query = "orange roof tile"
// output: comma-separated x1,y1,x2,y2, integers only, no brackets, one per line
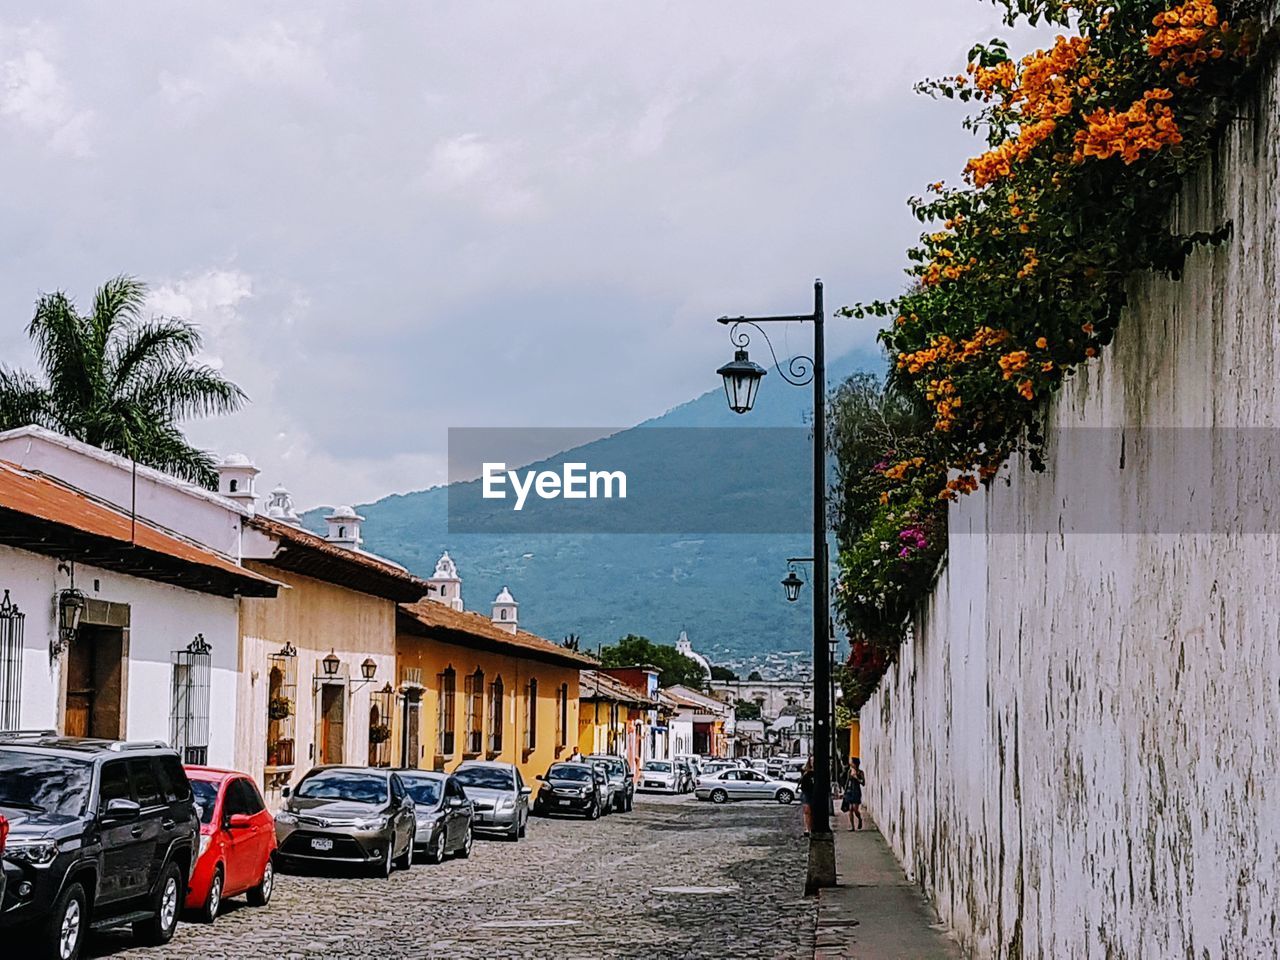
0,460,279,598
580,669,656,707
398,599,596,669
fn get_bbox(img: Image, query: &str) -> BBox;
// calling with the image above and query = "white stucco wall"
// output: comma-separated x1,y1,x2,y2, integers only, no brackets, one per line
860,46,1280,960
0,544,241,766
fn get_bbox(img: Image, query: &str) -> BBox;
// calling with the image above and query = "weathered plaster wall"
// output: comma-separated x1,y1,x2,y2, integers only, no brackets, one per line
861,46,1280,960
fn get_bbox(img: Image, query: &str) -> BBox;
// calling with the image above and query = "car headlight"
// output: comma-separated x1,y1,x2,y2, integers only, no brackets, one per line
415,811,440,825
275,810,298,825
355,815,390,830
496,796,515,811
4,837,59,866
198,834,212,858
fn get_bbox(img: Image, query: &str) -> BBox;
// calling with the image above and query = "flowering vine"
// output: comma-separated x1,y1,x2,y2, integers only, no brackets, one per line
836,0,1267,710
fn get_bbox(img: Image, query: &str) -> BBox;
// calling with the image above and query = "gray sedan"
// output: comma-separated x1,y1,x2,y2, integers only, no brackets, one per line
694,769,797,805
452,761,531,840
399,770,474,863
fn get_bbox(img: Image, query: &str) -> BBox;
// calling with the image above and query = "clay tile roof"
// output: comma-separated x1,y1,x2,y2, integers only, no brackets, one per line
397,599,596,669
579,669,657,708
248,514,431,603
0,460,279,598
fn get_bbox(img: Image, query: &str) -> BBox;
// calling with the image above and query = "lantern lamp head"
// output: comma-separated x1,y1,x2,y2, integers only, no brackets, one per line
322,649,341,678
716,348,766,415
360,657,377,681
781,570,804,603
56,588,87,652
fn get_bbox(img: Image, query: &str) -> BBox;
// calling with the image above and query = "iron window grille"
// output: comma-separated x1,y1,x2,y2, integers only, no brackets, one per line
368,684,395,767
488,677,504,753
0,591,24,730
438,668,456,756
524,678,537,751
266,645,298,768
464,669,483,755
170,635,212,765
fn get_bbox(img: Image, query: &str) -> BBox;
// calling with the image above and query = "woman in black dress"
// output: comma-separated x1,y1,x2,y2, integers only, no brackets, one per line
842,757,865,830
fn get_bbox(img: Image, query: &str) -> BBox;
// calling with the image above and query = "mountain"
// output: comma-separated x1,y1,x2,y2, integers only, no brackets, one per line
303,346,882,676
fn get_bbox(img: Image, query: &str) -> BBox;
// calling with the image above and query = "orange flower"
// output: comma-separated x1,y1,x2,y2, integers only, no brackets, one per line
1035,336,1048,349
1017,379,1034,400
1085,346,1098,357
1073,90,1184,164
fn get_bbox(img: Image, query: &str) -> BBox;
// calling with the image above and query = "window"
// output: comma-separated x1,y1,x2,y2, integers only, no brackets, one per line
368,685,394,768
229,479,239,493
155,755,192,803
170,635,212,765
556,683,569,748
223,778,264,818
488,677,504,753
98,760,131,811
500,609,507,620
0,591,24,730
464,669,484,754
338,525,346,539
265,647,298,768
524,678,537,750
128,758,162,807
437,667,456,756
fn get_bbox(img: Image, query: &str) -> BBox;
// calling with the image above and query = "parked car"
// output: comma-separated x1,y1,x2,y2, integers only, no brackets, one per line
782,758,808,783
637,760,680,793
274,766,416,877
701,759,738,777
589,761,616,814
764,757,787,779
398,770,473,863
586,754,634,812
533,762,605,819
185,766,277,922
0,732,199,960
452,761,531,840
695,768,797,805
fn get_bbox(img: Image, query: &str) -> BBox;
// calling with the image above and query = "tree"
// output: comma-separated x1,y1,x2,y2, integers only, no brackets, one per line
733,698,762,721
709,665,738,682
747,670,764,682
0,276,246,488
599,634,707,688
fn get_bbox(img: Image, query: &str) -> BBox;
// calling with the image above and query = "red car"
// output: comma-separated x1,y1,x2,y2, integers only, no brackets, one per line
184,766,277,922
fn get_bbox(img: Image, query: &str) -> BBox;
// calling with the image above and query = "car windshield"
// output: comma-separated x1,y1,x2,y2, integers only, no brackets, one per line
590,757,624,775
548,765,590,781
190,779,220,824
453,767,513,791
294,770,388,804
0,749,92,818
401,777,443,807
644,762,671,772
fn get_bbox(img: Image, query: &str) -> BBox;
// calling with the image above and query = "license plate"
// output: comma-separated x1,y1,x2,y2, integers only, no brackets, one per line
558,799,571,806
310,837,334,851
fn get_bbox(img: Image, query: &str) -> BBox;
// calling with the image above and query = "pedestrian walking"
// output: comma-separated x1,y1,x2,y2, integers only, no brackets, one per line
798,758,815,837
568,747,583,762
842,757,866,830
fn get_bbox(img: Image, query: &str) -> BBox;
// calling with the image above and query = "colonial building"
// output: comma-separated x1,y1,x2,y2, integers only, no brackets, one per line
708,677,813,722
0,428,278,764
396,563,594,782
577,669,656,772
232,479,433,803
663,684,733,757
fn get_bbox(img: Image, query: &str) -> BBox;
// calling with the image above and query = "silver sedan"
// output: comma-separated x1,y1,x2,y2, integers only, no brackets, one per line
694,769,797,805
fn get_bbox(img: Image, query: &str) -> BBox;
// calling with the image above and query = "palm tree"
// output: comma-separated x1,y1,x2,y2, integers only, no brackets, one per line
0,275,246,488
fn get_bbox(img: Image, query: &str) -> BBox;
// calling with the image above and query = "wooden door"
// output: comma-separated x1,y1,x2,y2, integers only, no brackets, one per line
64,631,92,737
64,626,123,739
320,684,345,764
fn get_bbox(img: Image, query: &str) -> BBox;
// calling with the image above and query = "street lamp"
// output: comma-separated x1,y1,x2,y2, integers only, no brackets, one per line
781,557,812,604
350,656,379,692
322,649,341,678
713,280,836,893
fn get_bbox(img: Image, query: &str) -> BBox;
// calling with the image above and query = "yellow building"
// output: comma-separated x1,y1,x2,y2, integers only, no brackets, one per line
235,510,432,806
395,595,593,783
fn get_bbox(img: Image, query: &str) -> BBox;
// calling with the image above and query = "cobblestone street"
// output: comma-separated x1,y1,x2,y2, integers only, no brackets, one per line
86,794,813,960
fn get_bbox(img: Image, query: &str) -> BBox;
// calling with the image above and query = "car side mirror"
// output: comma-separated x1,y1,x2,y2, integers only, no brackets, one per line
535,774,544,781
281,786,291,799
101,798,141,824
519,786,532,796
226,813,254,830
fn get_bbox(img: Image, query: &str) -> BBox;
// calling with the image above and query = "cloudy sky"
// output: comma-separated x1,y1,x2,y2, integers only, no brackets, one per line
0,2,1026,508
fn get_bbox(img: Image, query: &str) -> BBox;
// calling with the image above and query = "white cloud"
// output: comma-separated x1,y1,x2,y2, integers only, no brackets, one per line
216,20,327,88
421,133,545,221
0,38,93,156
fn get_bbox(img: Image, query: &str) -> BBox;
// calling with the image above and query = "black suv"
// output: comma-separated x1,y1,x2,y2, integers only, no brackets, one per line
0,732,199,960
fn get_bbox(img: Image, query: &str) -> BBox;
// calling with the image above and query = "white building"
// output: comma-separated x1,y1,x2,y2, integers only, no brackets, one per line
0,428,278,764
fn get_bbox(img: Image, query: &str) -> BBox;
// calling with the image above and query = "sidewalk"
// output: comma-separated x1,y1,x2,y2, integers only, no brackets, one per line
814,813,962,959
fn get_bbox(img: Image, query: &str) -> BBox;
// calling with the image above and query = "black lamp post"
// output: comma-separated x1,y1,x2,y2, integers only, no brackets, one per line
714,279,835,892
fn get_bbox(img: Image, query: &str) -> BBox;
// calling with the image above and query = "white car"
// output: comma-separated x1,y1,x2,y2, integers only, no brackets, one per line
694,769,797,805
701,759,738,777
637,760,680,793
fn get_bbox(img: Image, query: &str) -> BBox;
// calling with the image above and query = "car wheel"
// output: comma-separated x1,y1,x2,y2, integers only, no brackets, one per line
41,880,86,960
507,821,520,841
426,830,447,864
586,801,600,820
247,857,274,907
393,830,413,870
375,835,395,878
710,788,729,804
197,866,223,923
518,814,527,838
135,862,182,946
625,792,634,812
457,826,474,859
777,789,795,805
